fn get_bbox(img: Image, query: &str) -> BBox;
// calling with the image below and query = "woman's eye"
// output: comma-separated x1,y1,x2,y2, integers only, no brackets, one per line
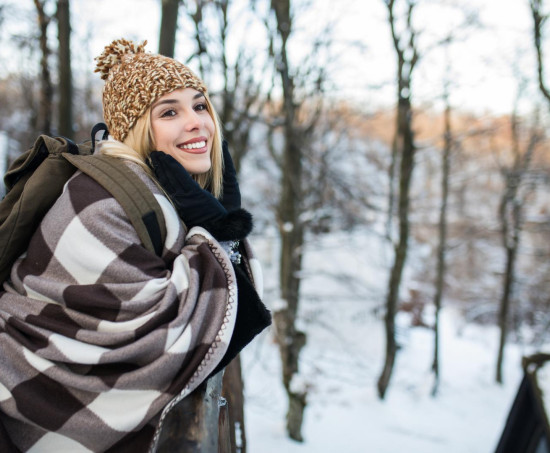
194,103,207,112
161,109,176,118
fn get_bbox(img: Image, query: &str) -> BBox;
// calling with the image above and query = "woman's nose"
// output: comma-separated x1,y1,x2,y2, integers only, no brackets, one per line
184,111,201,131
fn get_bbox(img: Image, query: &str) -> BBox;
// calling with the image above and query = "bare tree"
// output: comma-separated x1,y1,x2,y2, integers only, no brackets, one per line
33,0,53,135
268,0,307,440
377,0,419,400
432,69,452,397
267,0,330,440
427,2,480,398
57,0,73,139
159,0,180,57
495,93,541,384
386,119,399,240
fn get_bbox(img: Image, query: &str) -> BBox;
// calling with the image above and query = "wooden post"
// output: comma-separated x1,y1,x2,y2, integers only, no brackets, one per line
217,396,231,453
156,372,231,452
221,356,246,453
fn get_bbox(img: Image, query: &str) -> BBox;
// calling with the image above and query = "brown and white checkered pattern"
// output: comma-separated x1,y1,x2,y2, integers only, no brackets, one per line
0,162,259,451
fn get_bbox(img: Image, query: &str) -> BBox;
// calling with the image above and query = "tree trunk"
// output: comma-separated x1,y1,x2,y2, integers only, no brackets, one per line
34,0,53,135
496,245,516,384
270,0,308,441
57,0,73,139
495,169,515,386
377,119,413,399
495,101,538,383
159,0,180,57
386,122,399,240
432,98,451,397
377,0,418,401
274,98,307,443
221,356,247,453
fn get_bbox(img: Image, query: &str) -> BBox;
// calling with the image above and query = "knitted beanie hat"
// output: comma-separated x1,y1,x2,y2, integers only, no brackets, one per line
95,38,207,142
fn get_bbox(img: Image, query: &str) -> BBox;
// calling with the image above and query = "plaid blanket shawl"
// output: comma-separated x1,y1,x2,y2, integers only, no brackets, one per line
0,163,258,452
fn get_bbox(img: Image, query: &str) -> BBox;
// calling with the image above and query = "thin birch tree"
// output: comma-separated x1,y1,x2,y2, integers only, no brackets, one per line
428,3,479,398
432,69,452,397
377,0,419,400
266,0,330,439
495,93,540,384
269,0,308,439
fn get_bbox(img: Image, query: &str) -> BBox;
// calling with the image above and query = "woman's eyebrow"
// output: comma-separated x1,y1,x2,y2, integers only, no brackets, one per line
152,93,205,109
152,99,178,110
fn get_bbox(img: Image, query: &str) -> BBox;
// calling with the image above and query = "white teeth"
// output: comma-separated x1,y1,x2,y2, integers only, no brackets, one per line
180,140,206,150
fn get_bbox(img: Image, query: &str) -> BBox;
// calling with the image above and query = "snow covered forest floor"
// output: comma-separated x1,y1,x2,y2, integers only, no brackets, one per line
241,229,532,453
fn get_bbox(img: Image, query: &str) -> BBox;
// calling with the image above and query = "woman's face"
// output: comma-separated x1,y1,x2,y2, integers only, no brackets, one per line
150,88,215,175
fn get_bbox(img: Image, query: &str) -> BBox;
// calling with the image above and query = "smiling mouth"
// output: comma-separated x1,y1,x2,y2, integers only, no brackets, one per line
178,140,207,150
177,140,208,154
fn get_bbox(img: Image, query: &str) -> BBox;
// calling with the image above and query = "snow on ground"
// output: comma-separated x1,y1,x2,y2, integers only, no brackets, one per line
241,230,531,453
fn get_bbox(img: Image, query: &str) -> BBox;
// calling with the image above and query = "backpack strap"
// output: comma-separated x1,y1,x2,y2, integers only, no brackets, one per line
63,153,167,256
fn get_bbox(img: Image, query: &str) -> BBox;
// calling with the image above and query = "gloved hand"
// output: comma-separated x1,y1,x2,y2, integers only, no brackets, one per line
149,151,252,241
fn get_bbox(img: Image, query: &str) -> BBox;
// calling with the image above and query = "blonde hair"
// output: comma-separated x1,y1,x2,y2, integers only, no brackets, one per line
99,93,224,198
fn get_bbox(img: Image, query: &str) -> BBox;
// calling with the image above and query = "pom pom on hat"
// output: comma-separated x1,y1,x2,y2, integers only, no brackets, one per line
94,39,147,80
95,38,207,142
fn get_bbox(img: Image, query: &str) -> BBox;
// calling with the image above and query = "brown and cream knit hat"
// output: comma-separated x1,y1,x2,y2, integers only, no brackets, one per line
95,38,207,142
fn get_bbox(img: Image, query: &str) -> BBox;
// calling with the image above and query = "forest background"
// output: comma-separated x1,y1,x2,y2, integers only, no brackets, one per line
1,0,550,452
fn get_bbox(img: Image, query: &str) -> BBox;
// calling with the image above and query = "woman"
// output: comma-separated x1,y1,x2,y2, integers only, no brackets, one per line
0,38,270,452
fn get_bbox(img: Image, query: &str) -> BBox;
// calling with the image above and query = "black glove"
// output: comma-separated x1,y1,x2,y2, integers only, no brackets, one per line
149,151,252,241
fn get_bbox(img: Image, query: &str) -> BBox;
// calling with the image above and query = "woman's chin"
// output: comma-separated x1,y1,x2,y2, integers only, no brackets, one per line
185,162,212,175
173,154,211,175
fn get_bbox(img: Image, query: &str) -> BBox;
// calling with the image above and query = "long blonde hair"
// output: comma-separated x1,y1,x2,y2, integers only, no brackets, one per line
98,92,224,198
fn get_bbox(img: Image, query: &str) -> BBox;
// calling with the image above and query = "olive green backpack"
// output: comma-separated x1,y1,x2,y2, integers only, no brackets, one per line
0,124,166,283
